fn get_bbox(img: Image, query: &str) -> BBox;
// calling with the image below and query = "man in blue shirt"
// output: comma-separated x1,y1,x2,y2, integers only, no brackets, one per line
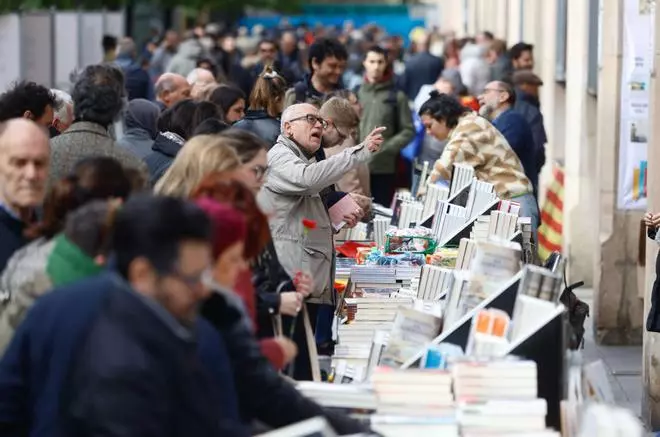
478,80,539,196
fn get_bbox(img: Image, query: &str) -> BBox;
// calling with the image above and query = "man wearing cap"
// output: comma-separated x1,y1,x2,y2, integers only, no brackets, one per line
512,70,547,181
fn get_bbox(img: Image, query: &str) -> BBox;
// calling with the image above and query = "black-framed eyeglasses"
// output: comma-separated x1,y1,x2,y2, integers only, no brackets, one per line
289,114,328,129
167,267,211,289
251,164,270,181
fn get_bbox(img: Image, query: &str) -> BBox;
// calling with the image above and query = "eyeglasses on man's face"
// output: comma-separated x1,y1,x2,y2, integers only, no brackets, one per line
289,114,328,129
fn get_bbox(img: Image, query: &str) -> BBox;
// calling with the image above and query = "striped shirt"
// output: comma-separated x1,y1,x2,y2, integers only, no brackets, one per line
429,113,533,199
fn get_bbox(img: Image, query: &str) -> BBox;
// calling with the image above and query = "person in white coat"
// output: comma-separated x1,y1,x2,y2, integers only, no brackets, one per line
258,103,384,343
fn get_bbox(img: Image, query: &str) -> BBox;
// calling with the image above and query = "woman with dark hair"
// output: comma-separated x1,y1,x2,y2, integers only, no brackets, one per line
193,118,230,136
0,157,135,352
233,66,288,146
209,85,246,124
419,91,539,234
144,99,222,185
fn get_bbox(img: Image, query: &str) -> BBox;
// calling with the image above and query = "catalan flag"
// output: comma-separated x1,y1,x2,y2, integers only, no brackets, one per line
538,164,564,262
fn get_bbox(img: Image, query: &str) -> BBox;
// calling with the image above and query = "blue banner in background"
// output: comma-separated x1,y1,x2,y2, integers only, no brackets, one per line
240,5,425,45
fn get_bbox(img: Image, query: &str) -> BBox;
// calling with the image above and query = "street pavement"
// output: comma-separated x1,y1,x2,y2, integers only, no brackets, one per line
577,288,643,417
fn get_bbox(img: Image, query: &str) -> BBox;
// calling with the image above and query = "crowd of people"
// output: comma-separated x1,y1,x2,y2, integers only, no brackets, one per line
0,21,548,436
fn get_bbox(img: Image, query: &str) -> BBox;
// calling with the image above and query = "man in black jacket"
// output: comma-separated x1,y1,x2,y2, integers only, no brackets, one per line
64,195,248,436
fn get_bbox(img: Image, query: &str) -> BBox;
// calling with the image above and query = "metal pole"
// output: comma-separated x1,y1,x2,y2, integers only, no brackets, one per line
50,7,56,88
519,0,524,41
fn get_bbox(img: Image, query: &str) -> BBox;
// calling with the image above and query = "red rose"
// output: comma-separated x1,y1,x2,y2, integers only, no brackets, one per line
302,218,317,230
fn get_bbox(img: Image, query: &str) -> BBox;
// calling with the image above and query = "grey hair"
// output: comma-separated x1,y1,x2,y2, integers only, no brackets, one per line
50,89,73,124
280,103,310,132
155,77,175,95
72,64,125,127
117,37,137,59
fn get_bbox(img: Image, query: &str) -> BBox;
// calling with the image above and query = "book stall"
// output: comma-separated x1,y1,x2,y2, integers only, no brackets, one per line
264,164,647,437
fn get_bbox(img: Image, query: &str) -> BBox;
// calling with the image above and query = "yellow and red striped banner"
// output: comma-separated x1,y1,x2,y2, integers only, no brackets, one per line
538,164,564,262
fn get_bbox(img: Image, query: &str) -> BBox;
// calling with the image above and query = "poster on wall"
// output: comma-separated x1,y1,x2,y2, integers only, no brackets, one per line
617,0,655,209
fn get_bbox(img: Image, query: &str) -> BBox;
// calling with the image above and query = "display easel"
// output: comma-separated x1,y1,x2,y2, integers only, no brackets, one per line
502,305,567,430
399,271,523,368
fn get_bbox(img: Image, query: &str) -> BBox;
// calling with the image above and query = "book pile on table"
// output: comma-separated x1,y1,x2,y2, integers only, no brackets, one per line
334,297,413,379
432,201,467,242
455,238,477,270
422,184,450,220
295,381,377,414
417,264,454,301
464,179,497,220
452,358,558,436
335,258,357,282
369,367,458,437
450,164,475,198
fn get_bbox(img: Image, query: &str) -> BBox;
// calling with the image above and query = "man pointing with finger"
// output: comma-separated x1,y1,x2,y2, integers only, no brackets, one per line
258,103,385,376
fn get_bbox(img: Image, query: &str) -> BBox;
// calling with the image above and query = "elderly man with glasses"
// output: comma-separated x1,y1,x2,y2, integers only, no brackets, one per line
258,102,384,364
478,80,539,197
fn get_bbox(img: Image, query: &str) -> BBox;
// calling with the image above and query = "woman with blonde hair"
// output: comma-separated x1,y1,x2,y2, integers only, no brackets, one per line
153,135,241,197
319,96,372,212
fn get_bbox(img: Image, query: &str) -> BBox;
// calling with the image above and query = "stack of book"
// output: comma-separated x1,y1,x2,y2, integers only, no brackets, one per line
450,164,475,198
517,265,563,302
470,210,519,241
335,295,414,378
369,367,458,437
509,265,564,343
390,192,416,225
441,271,472,331
350,266,398,286
458,399,555,436
340,222,368,241
452,358,539,401
464,179,498,220
465,308,511,357
452,358,551,435
456,238,477,270
398,201,424,229
431,201,467,242
373,217,390,249
347,297,415,323
295,381,378,413
417,264,455,300
335,258,357,282
422,184,450,221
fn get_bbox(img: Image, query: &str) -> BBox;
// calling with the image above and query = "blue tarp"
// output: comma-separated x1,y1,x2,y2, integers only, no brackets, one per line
239,11,425,45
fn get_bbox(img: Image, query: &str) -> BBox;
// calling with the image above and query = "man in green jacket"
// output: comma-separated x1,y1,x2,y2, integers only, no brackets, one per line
356,45,414,206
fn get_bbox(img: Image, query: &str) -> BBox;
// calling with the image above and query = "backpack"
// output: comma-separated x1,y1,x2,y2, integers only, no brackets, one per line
352,84,400,134
544,252,589,350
